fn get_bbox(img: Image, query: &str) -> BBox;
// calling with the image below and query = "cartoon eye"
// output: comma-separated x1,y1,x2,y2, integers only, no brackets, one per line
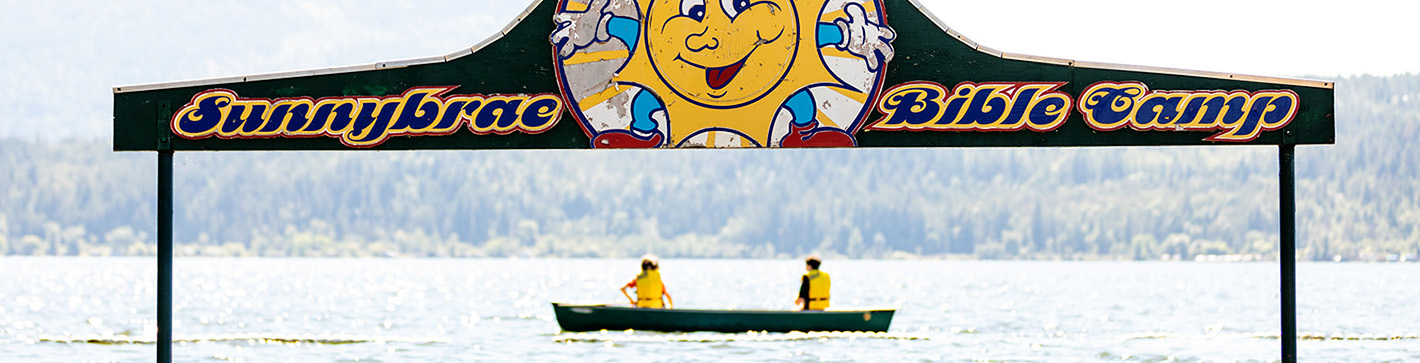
720,0,750,19
680,0,706,21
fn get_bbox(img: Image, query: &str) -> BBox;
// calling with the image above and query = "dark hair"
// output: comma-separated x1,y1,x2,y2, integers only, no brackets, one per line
805,256,821,270
641,258,658,271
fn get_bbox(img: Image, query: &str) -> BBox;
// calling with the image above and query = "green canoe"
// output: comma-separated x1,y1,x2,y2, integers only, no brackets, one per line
551,302,895,333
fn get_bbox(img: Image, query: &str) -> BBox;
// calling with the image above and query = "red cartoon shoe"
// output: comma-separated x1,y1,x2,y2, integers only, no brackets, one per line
592,130,664,148
781,121,856,148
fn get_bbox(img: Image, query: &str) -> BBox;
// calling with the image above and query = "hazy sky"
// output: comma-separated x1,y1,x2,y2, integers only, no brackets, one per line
1,0,1413,139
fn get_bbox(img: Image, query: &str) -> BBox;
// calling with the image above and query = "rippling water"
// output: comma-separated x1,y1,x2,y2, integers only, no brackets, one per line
0,257,1415,362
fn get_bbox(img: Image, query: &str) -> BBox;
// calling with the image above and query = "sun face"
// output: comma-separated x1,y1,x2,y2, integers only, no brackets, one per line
646,0,799,108
553,0,893,147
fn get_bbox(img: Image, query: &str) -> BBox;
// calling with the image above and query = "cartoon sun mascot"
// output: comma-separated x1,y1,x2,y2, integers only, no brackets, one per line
552,0,896,147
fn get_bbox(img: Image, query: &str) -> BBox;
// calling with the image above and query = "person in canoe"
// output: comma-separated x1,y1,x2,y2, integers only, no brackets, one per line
621,255,673,308
795,255,831,310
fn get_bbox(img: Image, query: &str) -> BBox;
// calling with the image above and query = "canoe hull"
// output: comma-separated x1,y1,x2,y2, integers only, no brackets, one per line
551,303,895,333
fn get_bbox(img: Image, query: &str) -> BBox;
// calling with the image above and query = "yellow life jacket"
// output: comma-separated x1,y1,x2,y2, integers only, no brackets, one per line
804,270,831,310
635,270,664,308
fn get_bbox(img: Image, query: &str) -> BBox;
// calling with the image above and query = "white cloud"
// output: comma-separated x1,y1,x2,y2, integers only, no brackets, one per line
923,0,1419,77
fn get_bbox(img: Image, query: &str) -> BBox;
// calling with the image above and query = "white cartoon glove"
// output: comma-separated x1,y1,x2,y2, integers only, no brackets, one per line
552,0,617,59
833,2,897,71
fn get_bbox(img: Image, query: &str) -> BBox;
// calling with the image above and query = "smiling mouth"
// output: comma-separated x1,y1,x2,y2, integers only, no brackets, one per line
706,58,746,90
679,29,783,94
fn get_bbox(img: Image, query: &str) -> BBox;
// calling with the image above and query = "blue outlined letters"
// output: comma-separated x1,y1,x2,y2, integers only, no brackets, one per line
171,87,563,148
869,81,1072,132
1079,82,1299,142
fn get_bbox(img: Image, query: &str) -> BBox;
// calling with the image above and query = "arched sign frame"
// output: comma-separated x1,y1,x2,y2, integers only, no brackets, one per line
114,0,1332,361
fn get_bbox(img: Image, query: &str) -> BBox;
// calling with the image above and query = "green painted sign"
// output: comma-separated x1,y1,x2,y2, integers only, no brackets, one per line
112,0,1334,151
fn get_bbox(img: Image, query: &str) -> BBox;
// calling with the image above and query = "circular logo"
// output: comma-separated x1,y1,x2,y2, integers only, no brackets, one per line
552,0,895,148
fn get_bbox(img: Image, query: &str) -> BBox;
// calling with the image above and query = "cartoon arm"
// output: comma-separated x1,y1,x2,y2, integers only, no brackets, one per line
591,89,666,147
817,23,844,48
605,17,640,53
821,2,897,71
552,0,641,58
631,88,665,134
784,89,816,127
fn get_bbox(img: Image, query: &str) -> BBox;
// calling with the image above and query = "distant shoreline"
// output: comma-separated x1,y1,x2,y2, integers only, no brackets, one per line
2,254,1414,263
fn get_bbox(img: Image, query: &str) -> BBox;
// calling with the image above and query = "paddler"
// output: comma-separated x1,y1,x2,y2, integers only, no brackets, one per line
795,256,831,310
621,255,673,308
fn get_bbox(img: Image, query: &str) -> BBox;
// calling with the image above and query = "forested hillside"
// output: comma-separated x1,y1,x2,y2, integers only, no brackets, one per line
2,75,1416,260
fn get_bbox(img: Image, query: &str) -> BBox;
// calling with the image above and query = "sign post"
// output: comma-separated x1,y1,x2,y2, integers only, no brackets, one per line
113,0,1334,361
1279,144,1297,361
157,150,173,363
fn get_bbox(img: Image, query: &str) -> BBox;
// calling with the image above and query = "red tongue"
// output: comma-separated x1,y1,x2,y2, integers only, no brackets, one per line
706,61,744,90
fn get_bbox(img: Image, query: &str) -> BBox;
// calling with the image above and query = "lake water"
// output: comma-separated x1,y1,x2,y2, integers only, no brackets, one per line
0,257,1415,362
